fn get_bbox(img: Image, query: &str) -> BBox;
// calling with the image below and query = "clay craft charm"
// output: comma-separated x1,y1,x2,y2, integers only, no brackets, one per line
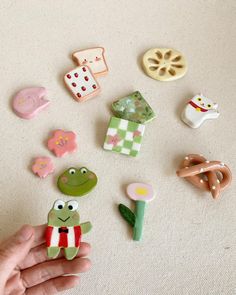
46,200,92,260
112,91,156,124
47,129,77,157
181,94,220,128
12,87,50,119
57,167,98,196
103,117,145,157
64,66,100,102
119,183,155,241
32,157,54,178
72,47,108,77
142,48,187,81
176,154,232,199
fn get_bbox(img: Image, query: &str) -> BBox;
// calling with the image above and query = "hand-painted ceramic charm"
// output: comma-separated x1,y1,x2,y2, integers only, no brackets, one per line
72,47,108,77
103,117,145,157
32,157,54,178
64,66,100,102
176,154,232,199
181,94,220,128
12,87,50,119
112,91,156,124
142,48,187,81
46,200,92,260
119,183,155,241
47,129,77,157
57,167,98,196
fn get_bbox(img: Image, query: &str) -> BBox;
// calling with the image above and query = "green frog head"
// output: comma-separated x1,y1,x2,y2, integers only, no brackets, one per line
48,200,80,227
57,167,98,196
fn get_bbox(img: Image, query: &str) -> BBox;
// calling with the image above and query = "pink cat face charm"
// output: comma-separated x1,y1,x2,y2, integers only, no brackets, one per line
12,87,50,119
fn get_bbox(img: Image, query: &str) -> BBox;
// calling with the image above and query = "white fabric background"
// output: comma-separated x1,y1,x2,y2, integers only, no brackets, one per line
0,1,235,294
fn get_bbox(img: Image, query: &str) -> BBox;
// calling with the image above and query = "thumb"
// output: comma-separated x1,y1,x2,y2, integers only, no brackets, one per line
0,225,34,282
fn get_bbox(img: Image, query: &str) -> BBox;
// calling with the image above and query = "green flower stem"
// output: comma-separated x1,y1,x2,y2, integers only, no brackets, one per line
133,200,146,241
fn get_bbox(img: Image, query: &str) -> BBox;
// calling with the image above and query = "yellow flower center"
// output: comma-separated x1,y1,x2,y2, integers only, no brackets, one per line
135,187,148,196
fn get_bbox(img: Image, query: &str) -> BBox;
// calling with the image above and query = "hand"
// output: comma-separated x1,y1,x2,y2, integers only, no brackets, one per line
0,224,91,294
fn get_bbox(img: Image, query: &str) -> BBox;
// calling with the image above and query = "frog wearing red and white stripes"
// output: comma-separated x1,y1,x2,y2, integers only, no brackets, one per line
46,200,92,260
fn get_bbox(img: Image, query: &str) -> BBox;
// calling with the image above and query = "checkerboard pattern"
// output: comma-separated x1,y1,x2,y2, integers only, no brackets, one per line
103,117,145,157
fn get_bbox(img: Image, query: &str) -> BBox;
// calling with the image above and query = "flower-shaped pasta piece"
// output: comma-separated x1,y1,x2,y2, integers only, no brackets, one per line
142,48,187,81
127,183,154,202
47,130,77,157
32,157,54,178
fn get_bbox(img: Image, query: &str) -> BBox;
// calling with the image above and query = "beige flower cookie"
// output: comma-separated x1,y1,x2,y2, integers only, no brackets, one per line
142,48,187,81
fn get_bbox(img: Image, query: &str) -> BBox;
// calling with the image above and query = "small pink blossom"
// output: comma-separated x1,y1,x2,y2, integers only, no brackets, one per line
32,157,54,178
133,130,141,138
107,134,121,147
47,129,77,157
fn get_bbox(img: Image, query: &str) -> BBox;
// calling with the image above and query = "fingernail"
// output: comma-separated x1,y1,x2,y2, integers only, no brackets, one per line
16,225,34,242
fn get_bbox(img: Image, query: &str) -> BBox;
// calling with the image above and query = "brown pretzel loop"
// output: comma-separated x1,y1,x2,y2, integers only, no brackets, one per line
176,154,232,199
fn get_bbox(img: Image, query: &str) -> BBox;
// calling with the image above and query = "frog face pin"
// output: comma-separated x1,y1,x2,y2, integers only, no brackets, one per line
57,167,98,196
46,200,92,260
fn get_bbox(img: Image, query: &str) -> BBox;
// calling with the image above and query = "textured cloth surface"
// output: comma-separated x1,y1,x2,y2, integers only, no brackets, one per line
0,1,235,294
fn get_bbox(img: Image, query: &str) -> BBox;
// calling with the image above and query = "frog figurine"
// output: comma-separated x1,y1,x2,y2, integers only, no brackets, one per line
46,200,92,260
57,167,98,196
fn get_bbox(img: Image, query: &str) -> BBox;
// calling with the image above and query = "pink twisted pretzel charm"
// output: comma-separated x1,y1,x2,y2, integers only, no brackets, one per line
176,154,232,199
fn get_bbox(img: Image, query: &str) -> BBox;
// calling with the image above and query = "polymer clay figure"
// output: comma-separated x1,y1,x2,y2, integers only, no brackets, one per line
57,167,98,196
181,94,219,128
46,200,92,260
72,47,108,77
119,183,155,241
176,154,232,199
12,87,50,119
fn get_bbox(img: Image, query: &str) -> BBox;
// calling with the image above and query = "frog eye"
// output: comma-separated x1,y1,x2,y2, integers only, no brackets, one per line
67,200,78,211
197,98,202,101
54,200,65,210
69,168,76,175
80,167,88,174
207,104,211,108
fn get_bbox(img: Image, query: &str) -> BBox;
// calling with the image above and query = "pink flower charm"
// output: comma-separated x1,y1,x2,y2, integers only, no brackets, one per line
107,134,121,147
133,130,141,138
47,129,77,157
32,157,54,178
127,183,155,202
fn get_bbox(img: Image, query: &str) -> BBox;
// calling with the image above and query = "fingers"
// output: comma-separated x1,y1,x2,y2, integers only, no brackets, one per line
32,224,47,248
21,257,91,288
25,276,80,295
0,225,34,284
19,242,91,270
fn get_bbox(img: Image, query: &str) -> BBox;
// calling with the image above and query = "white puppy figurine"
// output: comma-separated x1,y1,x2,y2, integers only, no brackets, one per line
181,94,219,128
